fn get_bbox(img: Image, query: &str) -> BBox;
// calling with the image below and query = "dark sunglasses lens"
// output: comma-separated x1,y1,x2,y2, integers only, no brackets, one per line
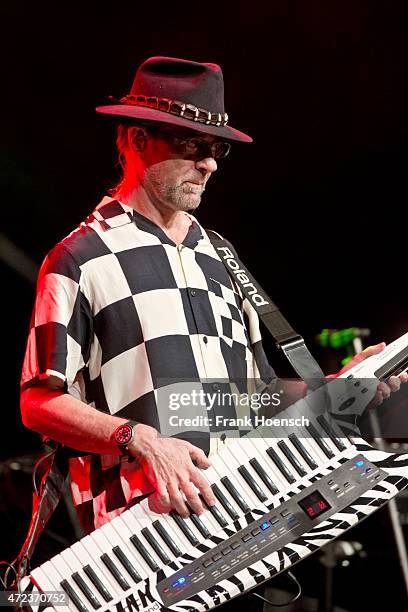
212,142,231,159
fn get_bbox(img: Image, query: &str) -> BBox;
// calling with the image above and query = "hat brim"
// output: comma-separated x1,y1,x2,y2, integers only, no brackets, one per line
95,105,253,143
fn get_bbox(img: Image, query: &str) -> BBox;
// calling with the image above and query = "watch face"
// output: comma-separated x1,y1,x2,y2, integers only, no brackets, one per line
115,424,133,445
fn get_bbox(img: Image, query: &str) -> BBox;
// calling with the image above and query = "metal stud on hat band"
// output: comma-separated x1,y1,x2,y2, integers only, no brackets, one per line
113,94,229,127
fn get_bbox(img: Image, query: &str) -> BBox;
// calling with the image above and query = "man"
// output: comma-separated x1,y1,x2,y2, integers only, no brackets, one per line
20,56,406,537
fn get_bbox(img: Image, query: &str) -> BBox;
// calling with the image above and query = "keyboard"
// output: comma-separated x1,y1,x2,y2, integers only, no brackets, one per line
20,333,408,612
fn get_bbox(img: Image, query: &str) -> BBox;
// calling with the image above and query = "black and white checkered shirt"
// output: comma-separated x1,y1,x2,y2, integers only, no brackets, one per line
21,197,275,532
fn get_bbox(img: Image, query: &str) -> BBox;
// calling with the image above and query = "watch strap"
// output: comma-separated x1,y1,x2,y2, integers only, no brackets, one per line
113,420,137,456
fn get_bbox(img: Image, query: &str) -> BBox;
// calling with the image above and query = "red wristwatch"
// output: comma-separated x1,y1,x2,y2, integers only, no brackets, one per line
113,421,136,455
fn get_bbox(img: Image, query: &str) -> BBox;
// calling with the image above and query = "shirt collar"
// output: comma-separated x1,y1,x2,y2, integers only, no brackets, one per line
93,196,203,248
93,197,134,228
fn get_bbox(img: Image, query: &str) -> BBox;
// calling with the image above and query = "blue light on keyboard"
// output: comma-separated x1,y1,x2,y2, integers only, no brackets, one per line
260,521,270,530
355,460,365,467
172,577,186,588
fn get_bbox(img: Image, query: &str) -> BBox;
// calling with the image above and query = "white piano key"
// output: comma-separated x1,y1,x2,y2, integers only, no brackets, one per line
136,498,202,557
30,563,60,591
136,502,182,554
276,437,309,477
149,511,194,556
110,513,155,578
146,492,220,546
51,554,101,611
275,400,335,464
195,464,237,522
303,392,350,455
267,414,314,473
33,561,83,612
245,431,292,491
60,548,108,605
226,439,272,502
212,449,267,512
132,513,173,565
140,499,219,554
262,436,298,484
123,510,170,571
137,497,200,552
71,537,121,598
236,437,282,498
101,520,145,582
90,528,131,591
287,433,320,470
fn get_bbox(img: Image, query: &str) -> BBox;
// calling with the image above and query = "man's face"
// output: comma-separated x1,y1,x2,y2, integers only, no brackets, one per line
138,126,229,212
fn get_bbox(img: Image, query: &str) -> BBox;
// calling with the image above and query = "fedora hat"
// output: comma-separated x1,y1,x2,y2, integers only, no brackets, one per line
96,56,252,143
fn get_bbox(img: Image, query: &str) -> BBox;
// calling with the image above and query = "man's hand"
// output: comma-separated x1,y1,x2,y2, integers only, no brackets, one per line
334,342,408,406
128,424,217,517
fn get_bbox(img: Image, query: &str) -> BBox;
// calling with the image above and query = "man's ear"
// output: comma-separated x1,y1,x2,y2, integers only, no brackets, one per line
128,126,148,152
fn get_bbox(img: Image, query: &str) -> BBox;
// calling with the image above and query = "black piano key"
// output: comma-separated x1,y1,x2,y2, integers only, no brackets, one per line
305,423,334,459
220,476,251,513
72,572,101,610
288,434,318,470
249,458,279,495
211,484,239,520
277,440,307,477
83,565,113,602
130,534,159,572
141,527,171,564
200,495,229,527
153,520,182,557
60,579,89,612
238,465,268,502
170,512,199,546
266,447,296,484
187,510,211,539
100,553,130,591
112,546,142,583
316,415,347,451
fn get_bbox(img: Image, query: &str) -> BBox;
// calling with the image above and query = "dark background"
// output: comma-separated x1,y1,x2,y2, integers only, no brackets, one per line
1,1,407,609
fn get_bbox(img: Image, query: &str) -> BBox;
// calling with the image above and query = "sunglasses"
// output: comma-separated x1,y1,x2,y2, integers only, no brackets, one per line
149,126,231,160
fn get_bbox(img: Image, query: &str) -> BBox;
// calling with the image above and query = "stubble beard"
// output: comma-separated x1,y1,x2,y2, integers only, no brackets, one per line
147,174,205,212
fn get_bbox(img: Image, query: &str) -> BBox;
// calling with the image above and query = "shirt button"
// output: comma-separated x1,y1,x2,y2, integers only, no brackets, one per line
203,336,208,344
190,289,196,297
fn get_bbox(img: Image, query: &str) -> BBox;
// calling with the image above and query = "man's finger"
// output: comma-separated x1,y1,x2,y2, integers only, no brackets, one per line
167,481,190,518
363,342,386,354
155,480,171,507
388,376,401,393
190,470,217,507
148,493,171,515
188,444,211,469
377,381,391,400
180,482,204,515
360,343,386,359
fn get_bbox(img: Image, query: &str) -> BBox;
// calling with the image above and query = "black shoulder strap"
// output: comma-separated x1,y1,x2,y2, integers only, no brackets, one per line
206,229,326,387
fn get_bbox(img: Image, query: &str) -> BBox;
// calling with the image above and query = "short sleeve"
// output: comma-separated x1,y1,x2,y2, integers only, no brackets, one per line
21,243,92,390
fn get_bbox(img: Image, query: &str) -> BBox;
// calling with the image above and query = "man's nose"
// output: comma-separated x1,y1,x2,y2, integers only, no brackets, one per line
195,156,218,175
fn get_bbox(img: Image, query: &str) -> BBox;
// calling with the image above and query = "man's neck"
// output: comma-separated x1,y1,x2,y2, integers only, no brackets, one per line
118,185,192,246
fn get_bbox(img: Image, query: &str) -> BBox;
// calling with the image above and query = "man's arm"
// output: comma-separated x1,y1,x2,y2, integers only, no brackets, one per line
21,378,128,455
21,377,217,517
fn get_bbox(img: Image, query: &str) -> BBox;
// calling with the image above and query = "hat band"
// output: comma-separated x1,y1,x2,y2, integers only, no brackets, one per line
114,94,229,127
